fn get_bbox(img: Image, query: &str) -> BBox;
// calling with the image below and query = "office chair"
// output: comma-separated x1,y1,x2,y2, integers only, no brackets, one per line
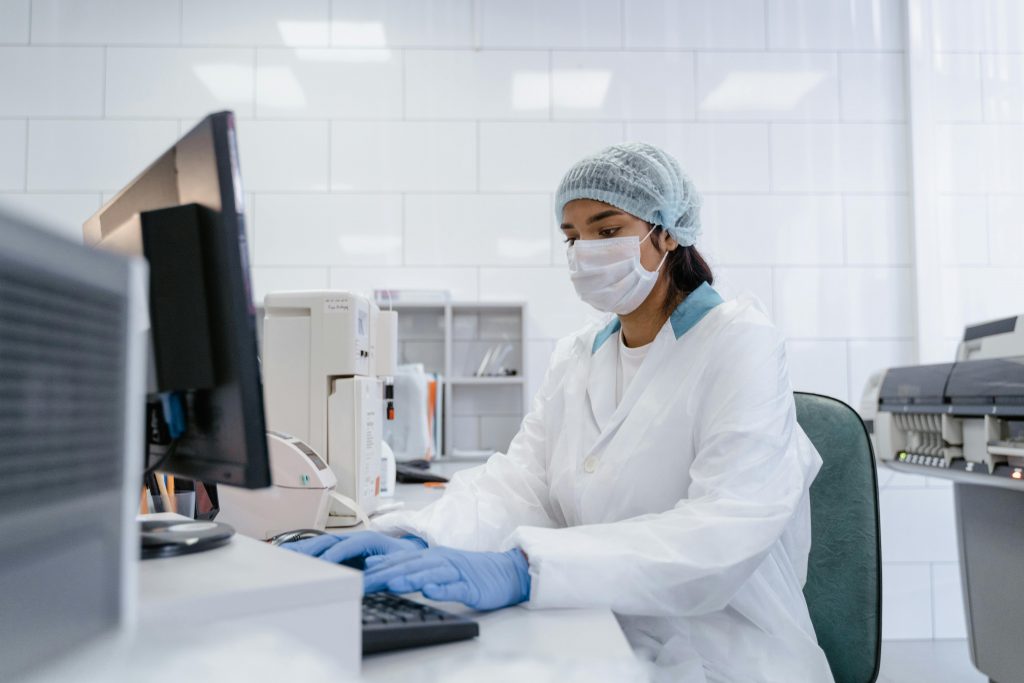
795,392,882,683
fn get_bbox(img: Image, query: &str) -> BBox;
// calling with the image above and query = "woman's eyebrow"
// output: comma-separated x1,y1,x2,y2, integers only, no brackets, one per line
586,209,624,224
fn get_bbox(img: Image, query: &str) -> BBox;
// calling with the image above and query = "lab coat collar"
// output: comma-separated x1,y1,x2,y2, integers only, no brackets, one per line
590,281,723,354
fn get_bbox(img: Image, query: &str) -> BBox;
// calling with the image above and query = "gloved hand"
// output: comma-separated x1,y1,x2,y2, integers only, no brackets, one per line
282,531,427,566
363,546,531,611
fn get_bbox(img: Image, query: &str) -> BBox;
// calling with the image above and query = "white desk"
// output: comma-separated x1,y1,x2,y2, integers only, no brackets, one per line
360,461,636,680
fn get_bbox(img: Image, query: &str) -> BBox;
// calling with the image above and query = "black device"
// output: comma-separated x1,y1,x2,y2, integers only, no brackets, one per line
267,529,479,654
361,593,479,655
83,111,270,557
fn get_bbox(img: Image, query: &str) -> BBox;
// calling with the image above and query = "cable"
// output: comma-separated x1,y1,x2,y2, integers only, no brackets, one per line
144,438,180,477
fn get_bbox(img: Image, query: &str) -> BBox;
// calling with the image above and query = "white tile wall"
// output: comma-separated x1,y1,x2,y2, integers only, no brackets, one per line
982,54,1024,123
624,0,765,49
627,123,770,193
106,47,255,118
479,122,623,191
236,120,330,191
932,53,982,123
30,0,179,45
930,0,1024,52
478,0,620,49
404,50,549,120
844,195,912,266
987,195,1024,266
704,195,843,266
182,0,330,47
26,120,180,191
0,120,26,191
697,52,839,121
254,193,403,266
0,192,100,240
3,0,968,644
772,267,914,339
840,53,906,121
256,48,402,119
331,0,473,48
786,340,849,400
331,121,476,191
767,0,904,50
936,195,988,266
931,563,968,639
404,194,551,266
0,0,29,44
0,47,103,116
552,51,695,120
770,123,909,192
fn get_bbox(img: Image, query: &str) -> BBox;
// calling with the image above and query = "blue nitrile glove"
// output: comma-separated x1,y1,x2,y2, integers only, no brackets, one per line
363,546,531,611
282,531,427,565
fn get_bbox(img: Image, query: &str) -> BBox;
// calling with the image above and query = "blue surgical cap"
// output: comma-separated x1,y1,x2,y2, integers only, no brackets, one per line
555,142,702,247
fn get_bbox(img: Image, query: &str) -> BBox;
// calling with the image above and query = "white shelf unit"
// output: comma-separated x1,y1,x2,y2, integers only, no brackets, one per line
389,301,527,458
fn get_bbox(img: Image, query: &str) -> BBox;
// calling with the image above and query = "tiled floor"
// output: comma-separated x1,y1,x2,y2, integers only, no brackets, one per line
878,640,987,683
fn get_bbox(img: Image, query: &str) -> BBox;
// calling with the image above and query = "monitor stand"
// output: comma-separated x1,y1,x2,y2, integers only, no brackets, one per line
140,519,235,560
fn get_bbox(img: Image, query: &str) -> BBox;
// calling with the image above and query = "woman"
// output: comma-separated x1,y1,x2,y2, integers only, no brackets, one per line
287,143,834,682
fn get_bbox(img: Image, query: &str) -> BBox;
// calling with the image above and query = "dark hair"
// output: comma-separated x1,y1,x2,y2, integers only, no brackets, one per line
652,226,714,313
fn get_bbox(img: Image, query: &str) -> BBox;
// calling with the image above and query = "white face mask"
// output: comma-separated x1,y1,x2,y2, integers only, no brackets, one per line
567,227,668,315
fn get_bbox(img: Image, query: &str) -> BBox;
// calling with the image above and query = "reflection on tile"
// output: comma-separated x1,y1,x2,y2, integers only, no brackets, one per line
405,50,550,120
932,53,982,123
931,0,1024,52
31,0,179,44
405,194,551,266
623,0,764,49
183,0,329,47
878,639,985,683
106,47,254,118
27,120,180,191
257,48,401,118
938,266,1024,339
254,194,402,266
552,51,695,120
628,122,770,192
0,120,26,190
0,47,103,116
697,52,838,121
331,121,476,191
331,0,473,48
712,267,773,316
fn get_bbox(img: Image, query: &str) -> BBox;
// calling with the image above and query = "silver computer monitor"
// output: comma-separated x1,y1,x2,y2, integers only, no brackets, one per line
0,210,147,681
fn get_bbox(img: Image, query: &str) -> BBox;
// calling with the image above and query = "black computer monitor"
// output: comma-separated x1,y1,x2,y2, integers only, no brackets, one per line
83,111,270,493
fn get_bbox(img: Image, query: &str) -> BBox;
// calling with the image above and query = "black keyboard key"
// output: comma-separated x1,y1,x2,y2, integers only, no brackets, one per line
362,593,479,655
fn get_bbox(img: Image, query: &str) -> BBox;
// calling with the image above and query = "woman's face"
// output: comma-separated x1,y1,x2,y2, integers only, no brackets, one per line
560,199,676,272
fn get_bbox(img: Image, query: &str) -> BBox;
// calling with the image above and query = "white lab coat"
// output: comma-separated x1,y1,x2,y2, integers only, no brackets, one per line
374,284,835,683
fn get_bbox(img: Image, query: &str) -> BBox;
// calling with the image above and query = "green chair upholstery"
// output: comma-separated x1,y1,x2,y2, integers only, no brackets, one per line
795,392,882,683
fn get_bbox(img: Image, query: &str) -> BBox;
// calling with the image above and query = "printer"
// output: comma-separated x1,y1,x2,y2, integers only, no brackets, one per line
865,314,1024,683
869,314,1024,480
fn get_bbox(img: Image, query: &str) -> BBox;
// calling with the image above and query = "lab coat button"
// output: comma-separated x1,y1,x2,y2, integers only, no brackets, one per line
583,456,598,473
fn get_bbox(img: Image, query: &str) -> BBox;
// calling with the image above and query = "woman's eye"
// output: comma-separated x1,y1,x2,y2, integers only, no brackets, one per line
598,227,620,238
563,237,577,245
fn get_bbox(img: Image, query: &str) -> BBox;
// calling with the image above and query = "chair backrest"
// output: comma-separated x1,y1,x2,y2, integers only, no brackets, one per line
795,392,882,683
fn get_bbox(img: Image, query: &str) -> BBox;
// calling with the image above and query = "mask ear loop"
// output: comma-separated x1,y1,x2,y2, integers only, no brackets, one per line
642,225,669,274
